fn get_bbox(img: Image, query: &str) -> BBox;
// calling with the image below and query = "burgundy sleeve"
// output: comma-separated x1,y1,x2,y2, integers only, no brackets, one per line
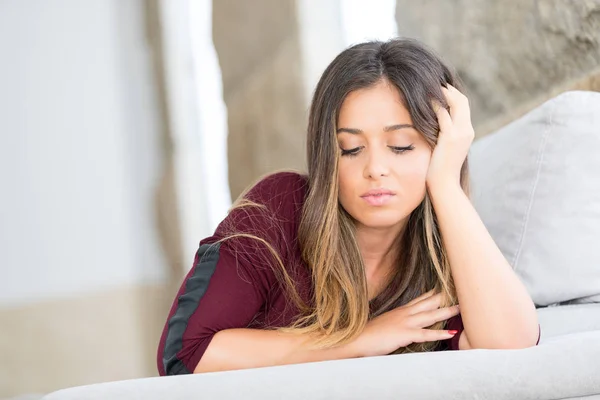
157,242,275,375
156,172,306,376
445,314,464,351
443,314,541,351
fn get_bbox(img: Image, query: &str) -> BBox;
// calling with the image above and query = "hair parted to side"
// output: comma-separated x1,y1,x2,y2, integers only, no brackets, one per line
222,38,470,354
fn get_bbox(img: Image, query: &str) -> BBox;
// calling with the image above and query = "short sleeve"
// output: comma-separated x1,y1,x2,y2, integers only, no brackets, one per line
444,314,464,351
157,242,275,375
156,172,307,376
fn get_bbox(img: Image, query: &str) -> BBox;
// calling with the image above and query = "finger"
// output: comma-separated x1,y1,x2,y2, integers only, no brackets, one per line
432,100,453,133
407,293,443,315
412,305,461,328
446,83,465,97
442,85,470,122
404,289,437,307
412,328,459,344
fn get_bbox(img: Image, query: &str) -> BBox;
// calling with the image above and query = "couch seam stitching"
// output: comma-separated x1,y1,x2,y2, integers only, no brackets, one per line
511,99,557,272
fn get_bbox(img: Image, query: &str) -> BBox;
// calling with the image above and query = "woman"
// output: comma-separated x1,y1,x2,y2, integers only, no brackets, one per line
157,38,540,376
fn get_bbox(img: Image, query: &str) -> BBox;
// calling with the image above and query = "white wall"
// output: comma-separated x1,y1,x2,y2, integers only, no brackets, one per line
296,0,399,111
340,0,398,46
189,0,231,233
0,0,168,306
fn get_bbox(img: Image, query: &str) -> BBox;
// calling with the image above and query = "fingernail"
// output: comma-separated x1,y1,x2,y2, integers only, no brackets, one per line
448,330,458,335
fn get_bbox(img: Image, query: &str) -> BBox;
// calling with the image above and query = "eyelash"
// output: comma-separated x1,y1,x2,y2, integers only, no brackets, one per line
340,145,415,157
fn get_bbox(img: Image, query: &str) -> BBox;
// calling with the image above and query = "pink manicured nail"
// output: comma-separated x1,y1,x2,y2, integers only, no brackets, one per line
448,330,458,335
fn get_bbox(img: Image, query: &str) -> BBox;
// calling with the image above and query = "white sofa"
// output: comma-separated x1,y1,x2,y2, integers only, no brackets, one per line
42,91,600,399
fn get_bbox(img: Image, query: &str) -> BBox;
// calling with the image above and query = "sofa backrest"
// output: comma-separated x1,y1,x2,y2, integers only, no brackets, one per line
469,91,600,306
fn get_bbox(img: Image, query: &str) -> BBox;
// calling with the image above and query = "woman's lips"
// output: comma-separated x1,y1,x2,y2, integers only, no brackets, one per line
361,193,395,206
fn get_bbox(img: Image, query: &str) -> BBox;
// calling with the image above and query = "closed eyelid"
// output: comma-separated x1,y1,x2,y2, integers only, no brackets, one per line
338,144,414,150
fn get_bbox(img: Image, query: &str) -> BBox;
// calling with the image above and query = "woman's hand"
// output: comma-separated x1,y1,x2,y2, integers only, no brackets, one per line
426,84,475,190
351,290,460,357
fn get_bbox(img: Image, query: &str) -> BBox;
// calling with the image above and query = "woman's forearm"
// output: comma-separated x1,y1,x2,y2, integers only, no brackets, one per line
194,328,361,373
429,182,539,349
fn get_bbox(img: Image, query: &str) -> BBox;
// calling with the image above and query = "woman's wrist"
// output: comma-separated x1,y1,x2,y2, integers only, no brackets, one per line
344,335,367,359
427,179,464,203
343,325,375,359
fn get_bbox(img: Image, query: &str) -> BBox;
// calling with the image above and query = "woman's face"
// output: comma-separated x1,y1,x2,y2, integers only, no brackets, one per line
336,80,432,232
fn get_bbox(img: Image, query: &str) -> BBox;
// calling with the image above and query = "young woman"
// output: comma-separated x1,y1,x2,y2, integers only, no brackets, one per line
157,38,540,376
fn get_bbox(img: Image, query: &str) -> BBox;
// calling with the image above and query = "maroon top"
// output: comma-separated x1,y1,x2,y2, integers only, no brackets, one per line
156,172,530,376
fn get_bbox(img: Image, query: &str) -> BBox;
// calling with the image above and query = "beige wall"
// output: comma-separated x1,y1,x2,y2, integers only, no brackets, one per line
0,284,171,397
213,0,308,200
395,0,600,136
213,0,347,200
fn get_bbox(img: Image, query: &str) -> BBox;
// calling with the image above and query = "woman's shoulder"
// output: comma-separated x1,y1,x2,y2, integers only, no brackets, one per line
212,171,308,243
244,171,308,206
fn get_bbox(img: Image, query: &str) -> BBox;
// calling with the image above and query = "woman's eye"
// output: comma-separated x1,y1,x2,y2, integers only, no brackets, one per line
340,145,414,157
340,146,362,157
389,144,415,154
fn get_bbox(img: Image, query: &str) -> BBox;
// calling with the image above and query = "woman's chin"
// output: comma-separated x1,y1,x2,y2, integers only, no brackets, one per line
354,211,409,231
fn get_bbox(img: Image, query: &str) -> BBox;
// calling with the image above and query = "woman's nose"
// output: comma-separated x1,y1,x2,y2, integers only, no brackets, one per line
364,149,390,179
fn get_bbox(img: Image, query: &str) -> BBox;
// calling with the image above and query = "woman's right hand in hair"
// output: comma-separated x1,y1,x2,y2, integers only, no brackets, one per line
352,290,460,357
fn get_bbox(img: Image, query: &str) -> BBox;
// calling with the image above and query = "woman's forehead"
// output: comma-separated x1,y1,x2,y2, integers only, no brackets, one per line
338,86,413,133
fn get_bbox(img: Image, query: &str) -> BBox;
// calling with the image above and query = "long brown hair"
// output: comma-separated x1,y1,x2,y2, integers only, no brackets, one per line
228,38,470,354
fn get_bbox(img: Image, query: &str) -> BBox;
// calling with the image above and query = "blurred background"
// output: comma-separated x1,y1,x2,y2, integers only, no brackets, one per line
0,0,598,397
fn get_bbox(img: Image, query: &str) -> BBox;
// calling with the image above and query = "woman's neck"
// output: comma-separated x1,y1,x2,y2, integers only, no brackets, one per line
355,222,405,284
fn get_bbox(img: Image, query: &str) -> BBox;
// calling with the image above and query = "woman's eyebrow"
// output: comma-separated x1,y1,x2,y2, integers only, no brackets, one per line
336,124,415,134
336,127,362,134
383,123,415,132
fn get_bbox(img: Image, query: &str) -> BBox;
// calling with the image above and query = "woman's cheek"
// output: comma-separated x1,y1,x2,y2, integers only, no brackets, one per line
337,168,356,208
408,152,431,180
397,159,429,194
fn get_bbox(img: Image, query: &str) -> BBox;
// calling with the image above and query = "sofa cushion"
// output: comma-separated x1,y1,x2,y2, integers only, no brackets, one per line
537,303,600,340
42,330,600,400
469,91,600,306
